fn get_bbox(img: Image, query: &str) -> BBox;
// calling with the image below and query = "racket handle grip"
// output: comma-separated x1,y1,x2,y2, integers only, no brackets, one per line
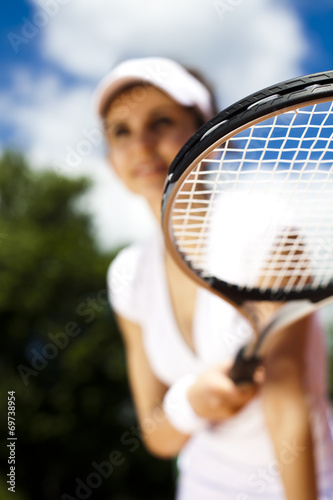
228,347,262,384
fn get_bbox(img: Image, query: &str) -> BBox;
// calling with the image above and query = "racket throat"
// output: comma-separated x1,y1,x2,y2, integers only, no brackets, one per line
242,301,282,335
230,301,286,377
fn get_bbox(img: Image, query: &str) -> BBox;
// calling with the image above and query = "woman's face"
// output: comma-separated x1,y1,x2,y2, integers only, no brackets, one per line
104,85,199,204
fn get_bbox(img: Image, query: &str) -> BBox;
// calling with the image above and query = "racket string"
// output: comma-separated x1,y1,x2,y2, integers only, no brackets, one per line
170,101,333,295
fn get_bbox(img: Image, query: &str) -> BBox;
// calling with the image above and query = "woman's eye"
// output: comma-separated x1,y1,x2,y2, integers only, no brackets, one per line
104,122,130,140
153,116,174,128
113,127,129,137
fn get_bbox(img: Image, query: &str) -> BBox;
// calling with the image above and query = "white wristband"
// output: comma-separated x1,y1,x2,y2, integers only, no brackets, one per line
163,374,208,435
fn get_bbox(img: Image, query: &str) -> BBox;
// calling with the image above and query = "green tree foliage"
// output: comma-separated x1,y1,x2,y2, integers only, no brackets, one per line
0,153,174,500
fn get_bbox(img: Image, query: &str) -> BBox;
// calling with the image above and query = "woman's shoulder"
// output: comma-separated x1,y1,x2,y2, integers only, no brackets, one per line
106,232,162,322
108,232,161,280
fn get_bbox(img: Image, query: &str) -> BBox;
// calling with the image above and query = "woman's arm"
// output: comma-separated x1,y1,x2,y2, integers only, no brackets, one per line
116,313,189,458
261,314,318,500
116,312,258,458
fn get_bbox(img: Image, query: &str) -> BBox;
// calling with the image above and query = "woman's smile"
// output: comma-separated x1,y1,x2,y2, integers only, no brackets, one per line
132,159,168,179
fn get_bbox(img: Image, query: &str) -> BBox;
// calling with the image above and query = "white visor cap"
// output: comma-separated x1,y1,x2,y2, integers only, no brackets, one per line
94,57,214,121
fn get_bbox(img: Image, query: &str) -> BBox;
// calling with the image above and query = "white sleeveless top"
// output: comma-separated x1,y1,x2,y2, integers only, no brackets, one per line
107,231,333,500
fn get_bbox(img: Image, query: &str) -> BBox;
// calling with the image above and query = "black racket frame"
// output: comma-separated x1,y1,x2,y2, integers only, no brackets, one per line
162,70,333,306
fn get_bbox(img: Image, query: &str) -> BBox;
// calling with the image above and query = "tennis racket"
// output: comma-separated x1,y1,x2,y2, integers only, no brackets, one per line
161,70,333,383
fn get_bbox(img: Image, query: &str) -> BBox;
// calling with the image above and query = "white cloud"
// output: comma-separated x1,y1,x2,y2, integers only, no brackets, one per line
29,0,307,104
3,68,89,162
2,0,308,248
76,160,157,251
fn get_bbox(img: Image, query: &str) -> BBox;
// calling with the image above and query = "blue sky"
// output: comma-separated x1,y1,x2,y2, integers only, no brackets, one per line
1,0,333,247
293,1,333,72
1,1,81,84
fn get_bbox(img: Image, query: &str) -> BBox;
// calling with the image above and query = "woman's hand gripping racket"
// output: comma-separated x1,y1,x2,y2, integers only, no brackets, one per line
162,70,333,384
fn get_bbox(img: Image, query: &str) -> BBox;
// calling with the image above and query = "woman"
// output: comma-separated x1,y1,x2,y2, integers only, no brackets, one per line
94,57,333,500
